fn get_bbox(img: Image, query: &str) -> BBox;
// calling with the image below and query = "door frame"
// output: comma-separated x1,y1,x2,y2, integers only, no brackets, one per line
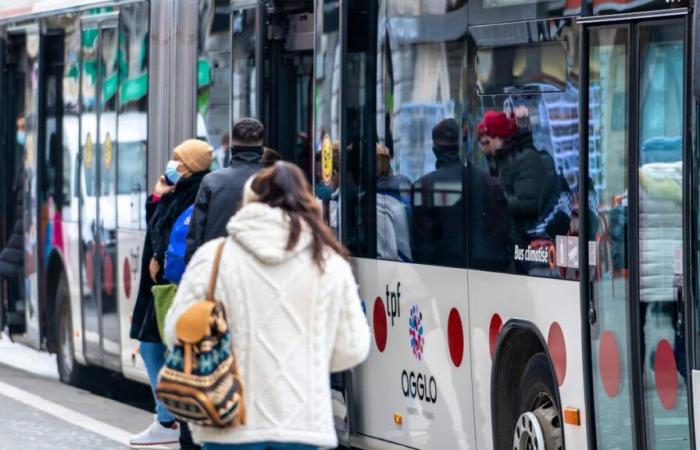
78,11,120,367
578,10,694,449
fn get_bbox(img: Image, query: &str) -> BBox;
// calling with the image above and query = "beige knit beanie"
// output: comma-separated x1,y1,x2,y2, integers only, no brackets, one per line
173,139,213,173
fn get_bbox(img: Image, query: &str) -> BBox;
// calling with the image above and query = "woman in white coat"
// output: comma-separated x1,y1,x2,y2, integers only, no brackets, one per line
164,161,371,450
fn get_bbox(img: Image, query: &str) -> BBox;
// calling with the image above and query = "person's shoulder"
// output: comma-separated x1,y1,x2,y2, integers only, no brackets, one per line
190,237,227,264
322,252,353,281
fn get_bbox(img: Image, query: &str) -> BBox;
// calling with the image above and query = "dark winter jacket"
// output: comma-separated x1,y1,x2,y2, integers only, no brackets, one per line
129,171,207,343
185,146,263,263
0,166,25,278
411,150,511,268
487,132,558,246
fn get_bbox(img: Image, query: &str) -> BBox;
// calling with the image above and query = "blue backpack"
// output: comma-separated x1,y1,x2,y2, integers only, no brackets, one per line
164,205,194,283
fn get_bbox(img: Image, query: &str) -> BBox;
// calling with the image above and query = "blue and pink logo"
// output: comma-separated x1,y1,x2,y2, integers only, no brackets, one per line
409,304,424,360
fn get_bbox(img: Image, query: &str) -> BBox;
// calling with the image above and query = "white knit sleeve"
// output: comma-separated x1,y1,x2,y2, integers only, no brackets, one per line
330,262,370,373
163,239,221,348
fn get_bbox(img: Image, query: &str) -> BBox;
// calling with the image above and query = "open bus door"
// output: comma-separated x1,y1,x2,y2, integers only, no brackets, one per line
581,12,692,449
0,27,42,341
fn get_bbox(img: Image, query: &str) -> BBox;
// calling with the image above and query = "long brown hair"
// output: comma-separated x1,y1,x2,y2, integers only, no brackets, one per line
250,161,349,268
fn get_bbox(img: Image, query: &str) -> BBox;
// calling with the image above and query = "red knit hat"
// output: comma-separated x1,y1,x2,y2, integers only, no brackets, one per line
477,111,518,139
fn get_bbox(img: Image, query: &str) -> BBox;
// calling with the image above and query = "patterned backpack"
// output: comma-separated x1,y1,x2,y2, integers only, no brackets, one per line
156,239,246,428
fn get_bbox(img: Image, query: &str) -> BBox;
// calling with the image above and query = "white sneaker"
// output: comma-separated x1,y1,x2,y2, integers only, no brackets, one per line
129,419,180,448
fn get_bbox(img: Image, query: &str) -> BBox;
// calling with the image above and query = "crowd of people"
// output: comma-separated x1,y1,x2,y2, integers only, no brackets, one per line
129,117,370,450
0,109,567,450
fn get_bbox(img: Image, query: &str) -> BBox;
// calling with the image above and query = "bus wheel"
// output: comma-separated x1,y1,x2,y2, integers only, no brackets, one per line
56,275,84,386
513,352,563,450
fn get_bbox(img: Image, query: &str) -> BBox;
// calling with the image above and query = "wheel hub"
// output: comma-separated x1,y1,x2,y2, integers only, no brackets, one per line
514,411,545,450
513,393,563,450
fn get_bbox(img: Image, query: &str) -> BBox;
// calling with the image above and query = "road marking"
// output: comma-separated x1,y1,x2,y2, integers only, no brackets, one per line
0,380,170,449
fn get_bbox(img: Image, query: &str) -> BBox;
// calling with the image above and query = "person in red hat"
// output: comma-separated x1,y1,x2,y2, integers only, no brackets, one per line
476,111,518,159
477,110,560,249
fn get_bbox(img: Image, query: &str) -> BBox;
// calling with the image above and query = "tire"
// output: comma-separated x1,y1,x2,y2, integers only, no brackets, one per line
514,352,563,450
55,275,85,386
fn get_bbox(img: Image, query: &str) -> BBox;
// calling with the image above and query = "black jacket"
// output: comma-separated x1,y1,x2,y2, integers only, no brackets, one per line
129,171,207,343
185,147,263,263
0,166,25,278
411,152,511,268
487,132,558,245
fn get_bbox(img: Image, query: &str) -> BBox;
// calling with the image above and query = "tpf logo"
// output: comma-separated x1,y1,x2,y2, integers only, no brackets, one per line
409,304,424,360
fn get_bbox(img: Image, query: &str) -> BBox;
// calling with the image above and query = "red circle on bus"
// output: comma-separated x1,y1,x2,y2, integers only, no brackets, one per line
373,297,387,352
654,339,678,411
489,314,503,359
447,308,464,367
547,322,567,386
103,253,114,296
123,258,132,299
599,330,621,398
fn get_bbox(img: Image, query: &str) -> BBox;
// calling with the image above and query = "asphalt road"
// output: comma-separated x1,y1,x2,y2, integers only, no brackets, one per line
0,362,167,450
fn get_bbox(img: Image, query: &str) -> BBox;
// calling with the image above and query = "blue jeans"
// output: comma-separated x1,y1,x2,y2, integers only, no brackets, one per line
203,443,318,450
140,341,176,423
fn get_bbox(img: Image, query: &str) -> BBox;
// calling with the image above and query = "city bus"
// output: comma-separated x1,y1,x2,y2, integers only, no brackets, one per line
1,0,700,449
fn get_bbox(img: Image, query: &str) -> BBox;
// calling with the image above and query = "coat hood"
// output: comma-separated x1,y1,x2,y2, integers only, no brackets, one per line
226,202,313,265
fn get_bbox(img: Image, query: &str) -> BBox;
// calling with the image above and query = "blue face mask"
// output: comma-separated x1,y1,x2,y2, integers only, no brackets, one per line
16,132,26,146
165,160,182,185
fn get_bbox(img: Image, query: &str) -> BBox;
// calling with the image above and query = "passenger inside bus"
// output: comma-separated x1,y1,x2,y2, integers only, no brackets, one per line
0,115,26,280
376,143,412,262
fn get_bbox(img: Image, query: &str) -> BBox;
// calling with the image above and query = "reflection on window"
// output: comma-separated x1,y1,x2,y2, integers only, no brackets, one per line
637,24,688,447
231,8,256,120
471,27,579,278
60,14,80,222
313,0,341,234
198,0,231,170
384,4,475,267
118,2,149,230
477,42,567,95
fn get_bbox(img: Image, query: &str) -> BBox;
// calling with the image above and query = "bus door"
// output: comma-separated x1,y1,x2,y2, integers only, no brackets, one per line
257,3,314,179
0,26,43,346
581,14,690,449
79,13,121,370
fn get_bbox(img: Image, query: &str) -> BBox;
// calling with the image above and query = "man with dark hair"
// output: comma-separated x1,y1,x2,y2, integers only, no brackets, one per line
186,118,265,262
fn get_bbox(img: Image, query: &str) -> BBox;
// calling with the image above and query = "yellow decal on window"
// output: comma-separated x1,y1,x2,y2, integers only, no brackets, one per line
85,133,93,168
104,133,113,169
322,134,333,183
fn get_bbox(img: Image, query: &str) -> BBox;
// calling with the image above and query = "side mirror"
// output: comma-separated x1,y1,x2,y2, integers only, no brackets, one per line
693,6,700,98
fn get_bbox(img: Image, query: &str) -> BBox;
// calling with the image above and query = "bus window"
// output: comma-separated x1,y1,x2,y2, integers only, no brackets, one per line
313,0,341,234
382,3,473,268
341,0,378,258
197,0,231,168
117,2,149,230
469,22,579,278
231,7,256,125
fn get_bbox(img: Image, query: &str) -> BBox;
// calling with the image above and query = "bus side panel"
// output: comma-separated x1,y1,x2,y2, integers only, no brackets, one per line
62,220,85,365
351,258,476,450
467,271,587,449
118,227,147,382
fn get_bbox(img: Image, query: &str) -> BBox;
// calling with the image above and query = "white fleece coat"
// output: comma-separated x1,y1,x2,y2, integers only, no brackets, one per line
164,202,370,448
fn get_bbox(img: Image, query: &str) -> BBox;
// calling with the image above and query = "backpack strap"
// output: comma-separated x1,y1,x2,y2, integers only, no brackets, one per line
206,239,226,302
